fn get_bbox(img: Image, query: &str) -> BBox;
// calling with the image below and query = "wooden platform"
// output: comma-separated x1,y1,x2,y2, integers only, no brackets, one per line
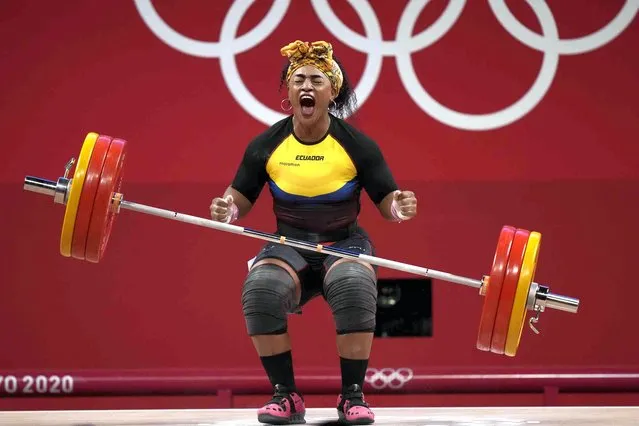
0,406,637,425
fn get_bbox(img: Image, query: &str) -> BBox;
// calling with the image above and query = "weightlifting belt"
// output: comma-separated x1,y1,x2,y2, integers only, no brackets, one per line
277,221,358,243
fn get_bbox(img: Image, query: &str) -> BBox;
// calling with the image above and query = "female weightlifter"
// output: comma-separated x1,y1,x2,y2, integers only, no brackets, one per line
209,40,418,425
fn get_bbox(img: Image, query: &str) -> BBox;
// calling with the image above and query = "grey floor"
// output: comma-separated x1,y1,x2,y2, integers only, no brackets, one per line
0,406,637,426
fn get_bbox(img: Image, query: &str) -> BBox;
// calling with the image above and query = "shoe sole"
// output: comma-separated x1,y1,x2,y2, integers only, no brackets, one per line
337,411,374,425
258,412,306,425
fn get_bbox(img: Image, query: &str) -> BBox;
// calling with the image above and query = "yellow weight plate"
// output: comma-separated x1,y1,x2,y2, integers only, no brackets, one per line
60,132,99,257
504,231,541,356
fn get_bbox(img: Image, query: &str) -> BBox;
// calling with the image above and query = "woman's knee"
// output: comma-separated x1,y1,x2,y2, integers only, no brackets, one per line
326,258,375,276
241,261,299,336
323,261,378,335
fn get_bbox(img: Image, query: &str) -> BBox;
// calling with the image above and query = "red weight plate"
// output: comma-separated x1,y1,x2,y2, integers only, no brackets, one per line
490,228,530,354
85,138,127,263
477,225,516,351
71,135,113,260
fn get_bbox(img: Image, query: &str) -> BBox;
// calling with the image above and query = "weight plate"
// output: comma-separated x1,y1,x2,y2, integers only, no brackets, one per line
60,132,98,257
505,231,541,357
477,225,515,351
491,228,530,354
85,138,127,263
71,135,112,259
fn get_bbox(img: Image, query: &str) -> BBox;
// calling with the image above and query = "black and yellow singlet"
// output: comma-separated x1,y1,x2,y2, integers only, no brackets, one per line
231,114,398,241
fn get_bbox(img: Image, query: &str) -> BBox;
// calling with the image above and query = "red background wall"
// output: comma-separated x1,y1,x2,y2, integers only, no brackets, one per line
1,0,638,408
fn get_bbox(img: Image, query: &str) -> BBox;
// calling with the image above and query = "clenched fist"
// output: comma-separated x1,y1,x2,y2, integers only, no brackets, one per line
210,194,238,223
391,190,417,221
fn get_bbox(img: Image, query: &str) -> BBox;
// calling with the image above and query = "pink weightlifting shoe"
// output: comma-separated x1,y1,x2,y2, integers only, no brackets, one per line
257,384,306,425
336,384,375,425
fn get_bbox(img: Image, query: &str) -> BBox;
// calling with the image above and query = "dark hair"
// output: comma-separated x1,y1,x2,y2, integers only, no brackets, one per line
279,56,358,119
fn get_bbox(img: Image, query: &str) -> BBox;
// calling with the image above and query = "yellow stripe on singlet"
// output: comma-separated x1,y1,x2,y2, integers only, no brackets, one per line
266,134,356,198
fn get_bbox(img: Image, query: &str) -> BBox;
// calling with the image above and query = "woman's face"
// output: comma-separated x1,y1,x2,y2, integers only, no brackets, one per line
287,65,334,125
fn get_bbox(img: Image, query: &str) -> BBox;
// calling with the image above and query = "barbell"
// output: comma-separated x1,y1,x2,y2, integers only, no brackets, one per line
23,132,580,357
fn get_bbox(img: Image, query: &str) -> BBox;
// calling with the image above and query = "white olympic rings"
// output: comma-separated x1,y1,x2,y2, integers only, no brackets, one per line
133,0,638,131
365,367,414,390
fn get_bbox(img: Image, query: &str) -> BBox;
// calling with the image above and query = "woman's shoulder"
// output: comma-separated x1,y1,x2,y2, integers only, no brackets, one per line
330,114,380,149
246,115,293,149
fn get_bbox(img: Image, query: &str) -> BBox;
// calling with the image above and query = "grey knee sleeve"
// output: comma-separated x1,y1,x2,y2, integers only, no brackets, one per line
241,264,297,336
324,262,378,335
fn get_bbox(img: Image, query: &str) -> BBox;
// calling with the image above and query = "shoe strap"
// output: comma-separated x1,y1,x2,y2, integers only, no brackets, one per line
341,384,369,409
267,385,299,413
344,396,369,409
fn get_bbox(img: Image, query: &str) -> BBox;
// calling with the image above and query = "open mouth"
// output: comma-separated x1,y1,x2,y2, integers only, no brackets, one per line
300,95,315,116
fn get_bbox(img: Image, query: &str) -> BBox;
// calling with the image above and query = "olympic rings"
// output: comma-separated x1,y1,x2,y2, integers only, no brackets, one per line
134,0,638,131
365,367,414,390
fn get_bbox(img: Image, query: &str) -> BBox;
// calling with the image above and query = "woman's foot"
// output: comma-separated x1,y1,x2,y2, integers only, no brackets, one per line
257,384,306,424
336,384,374,424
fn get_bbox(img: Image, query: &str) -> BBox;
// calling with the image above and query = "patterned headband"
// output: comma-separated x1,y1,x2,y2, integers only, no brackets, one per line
280,40,343,95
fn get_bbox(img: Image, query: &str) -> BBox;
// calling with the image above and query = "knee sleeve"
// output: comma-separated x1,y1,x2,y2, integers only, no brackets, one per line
241,264,297,336
324,262,378,335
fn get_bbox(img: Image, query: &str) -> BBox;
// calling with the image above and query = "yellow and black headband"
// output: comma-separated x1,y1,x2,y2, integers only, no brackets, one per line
280,40,344,95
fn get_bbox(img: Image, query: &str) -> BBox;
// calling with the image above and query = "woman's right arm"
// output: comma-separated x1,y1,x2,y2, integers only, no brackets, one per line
210,138,267,223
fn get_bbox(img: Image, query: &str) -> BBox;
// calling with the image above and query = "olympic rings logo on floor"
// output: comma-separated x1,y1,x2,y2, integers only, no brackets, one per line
133,0,638,131
365,367,414,390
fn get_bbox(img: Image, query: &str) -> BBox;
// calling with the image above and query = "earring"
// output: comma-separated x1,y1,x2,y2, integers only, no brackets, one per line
280,99,292,111
329,99,337,110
